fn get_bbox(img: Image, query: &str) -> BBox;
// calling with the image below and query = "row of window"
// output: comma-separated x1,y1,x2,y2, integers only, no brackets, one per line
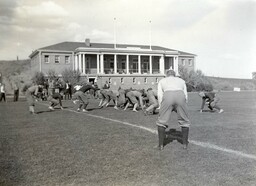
108,77,159,85
181,59,193,66
44,55,70,64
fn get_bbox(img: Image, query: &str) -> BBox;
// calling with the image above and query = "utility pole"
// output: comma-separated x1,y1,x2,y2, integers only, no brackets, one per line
114,17,117,49
149,20,152,50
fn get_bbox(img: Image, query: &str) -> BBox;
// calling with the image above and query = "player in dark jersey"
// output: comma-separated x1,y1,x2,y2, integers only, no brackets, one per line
48,93,63,111
73,83,98,112
198,91,224,113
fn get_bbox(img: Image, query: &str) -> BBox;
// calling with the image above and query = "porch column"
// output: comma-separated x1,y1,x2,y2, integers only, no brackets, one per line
72,52,75,70
97,54,100,74
138,55,141,74
82,54,85,74
159,55,165,74
75,55,78,71
39,51,42,72
78,54,82,72
149,55,152,74
174,56,179,76
100,54,104,74
114,54,117,74
126,54,129,74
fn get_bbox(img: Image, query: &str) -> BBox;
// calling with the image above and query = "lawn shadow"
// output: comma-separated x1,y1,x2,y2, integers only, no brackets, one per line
36,110,54,114
202,110,216,113
164,128,183,147
87,107,104,111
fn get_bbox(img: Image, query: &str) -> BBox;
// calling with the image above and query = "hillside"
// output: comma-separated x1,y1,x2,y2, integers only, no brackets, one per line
0,59,32,94
207,76,256,91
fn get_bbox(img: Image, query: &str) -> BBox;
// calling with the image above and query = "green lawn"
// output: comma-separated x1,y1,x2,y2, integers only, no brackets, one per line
1,91,256,186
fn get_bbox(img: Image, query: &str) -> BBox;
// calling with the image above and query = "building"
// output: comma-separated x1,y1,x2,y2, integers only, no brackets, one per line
29,39,196,90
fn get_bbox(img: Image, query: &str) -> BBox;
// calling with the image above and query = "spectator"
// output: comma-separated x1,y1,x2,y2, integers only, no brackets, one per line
103,81,110,89
0,83,6,102
13,82,19,102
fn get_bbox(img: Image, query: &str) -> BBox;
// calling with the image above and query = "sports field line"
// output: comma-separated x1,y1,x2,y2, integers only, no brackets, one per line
39,102,256,160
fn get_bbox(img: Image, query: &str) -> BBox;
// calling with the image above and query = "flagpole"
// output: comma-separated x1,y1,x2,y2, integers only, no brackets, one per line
114,17,117,49
149,20,152,50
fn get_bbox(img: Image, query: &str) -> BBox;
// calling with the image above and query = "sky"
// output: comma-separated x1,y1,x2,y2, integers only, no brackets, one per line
0,0,255,79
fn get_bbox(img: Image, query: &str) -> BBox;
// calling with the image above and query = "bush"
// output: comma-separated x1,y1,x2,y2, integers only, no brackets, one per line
178,65,213,92
31,72,45,85
47,69,58,81
61,69,81,85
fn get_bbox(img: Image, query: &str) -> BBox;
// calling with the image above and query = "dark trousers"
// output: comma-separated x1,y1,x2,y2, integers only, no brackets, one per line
14,90,19,101
0,93,6,102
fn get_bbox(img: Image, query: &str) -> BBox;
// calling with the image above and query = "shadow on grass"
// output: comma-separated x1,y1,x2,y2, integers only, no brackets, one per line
164,128,183,147
36,110,53,114
87,107,104,111
201,110,217,113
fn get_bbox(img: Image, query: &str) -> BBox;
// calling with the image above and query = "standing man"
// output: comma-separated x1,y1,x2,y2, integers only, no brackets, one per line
0,83,6,102
198,91,224,113
103,81,110,89
64,81,72,100
48,79,54,95
13,82,19,102
157,69,190,150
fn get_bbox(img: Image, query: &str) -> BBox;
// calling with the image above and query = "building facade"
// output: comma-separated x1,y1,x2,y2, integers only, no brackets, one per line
29,39,196,90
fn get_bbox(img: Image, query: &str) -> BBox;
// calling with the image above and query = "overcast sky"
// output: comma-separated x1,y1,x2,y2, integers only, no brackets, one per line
0,0,255,79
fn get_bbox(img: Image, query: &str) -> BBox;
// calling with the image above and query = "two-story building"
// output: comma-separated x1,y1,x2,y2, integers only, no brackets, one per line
29,39,196,90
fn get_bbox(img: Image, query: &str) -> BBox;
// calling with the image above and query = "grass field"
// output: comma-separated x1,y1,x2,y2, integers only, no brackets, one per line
1,91,256,186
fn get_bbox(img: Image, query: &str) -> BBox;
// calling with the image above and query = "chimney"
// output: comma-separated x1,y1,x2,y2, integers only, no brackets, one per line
85,38,90,47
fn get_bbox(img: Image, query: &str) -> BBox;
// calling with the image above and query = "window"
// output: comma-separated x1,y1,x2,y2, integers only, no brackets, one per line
110,62,114,68
65,56,70,64
44,55,49,63
121,78,124,84
188,59,193,66
55,55,60,63
133,77,136,84
121,62,126,70
132,61,138,73
182,59,185,66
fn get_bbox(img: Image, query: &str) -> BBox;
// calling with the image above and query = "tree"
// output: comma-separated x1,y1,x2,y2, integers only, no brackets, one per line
178,65,213,92
31,72,45,85
252,72,256,80
61,69,81,85
47,69,58,81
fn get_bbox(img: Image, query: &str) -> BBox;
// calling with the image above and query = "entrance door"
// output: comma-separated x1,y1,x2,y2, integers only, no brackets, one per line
88,78,95,84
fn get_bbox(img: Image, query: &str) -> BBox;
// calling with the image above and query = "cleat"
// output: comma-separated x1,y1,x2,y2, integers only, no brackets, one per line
132,109,138,112
154,145,164,151
49,106,54,111
77,108,81,112
60,107,64,110
82,109,88,112
219,109,224,113
114,106,119,110
143,110,148,116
